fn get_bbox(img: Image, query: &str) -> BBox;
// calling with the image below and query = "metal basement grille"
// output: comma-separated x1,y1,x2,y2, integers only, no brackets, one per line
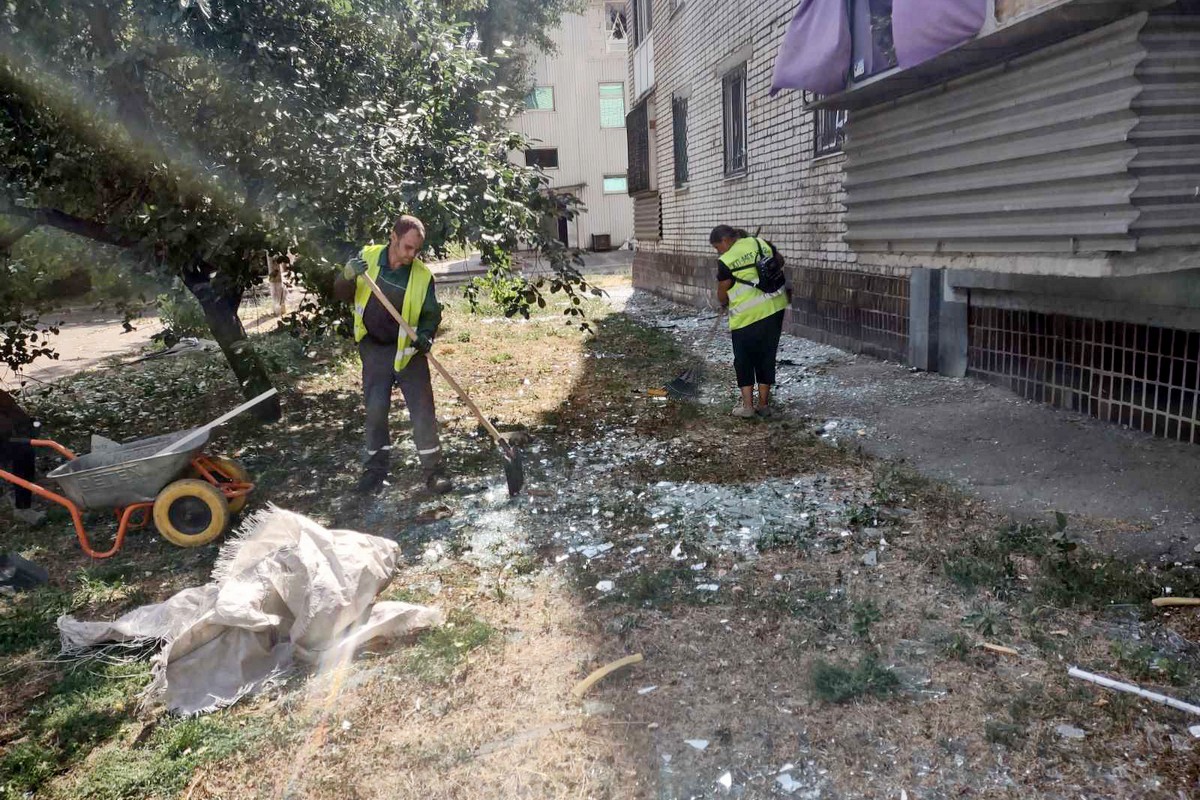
967,307,1200,443
791,269,910,361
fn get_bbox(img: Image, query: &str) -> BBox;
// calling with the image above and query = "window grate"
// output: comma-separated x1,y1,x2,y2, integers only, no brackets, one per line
672,95,689,187
626,99,651,194
722,63,747,176
804,92,847,157
968,308,1200,443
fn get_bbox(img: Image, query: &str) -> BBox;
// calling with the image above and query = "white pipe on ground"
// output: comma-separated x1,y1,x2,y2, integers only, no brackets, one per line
1069,666,1200,717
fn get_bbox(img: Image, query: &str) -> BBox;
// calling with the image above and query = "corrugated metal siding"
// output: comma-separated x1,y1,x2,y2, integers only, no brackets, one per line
1130,15,1200,248
844,14,1148,254
634,193,661,241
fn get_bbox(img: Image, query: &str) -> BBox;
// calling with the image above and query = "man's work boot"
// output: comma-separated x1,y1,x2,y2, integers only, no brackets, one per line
355,451,390,495
12,507,45,526
423,466,453,495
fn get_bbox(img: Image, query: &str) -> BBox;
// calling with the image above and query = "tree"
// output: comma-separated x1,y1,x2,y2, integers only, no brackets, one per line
0,0,587,417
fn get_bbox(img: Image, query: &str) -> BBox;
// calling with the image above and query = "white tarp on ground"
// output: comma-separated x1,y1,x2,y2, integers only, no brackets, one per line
58,506,443,715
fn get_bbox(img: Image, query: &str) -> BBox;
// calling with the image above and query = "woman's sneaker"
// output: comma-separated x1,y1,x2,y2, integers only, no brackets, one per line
756,405,776,418
731,405,756,419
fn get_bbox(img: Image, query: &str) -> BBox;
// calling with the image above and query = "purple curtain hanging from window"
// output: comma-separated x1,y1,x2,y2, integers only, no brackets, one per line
770,0,853,96
892,0,987,69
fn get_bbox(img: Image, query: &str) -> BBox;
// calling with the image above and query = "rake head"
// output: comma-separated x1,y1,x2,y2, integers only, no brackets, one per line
664,365,703,400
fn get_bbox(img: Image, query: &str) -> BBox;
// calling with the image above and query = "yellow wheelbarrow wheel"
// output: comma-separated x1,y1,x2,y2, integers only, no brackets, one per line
153,480,230,548
194,455,253,515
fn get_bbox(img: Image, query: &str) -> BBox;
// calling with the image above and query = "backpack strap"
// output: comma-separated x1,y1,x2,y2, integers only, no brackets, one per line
726,239,771,288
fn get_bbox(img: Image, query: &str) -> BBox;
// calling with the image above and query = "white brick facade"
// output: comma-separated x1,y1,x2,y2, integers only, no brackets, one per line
628,0,912,361
635,0,861,275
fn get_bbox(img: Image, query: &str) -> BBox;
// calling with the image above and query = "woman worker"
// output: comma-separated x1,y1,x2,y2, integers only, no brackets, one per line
711,225,789,418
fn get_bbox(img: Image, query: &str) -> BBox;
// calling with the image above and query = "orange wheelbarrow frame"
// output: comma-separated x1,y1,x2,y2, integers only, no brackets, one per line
0,440,254,559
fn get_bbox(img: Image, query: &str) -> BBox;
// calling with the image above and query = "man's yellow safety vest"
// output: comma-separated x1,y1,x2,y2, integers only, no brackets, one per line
352,244,433,372
720,237,788,331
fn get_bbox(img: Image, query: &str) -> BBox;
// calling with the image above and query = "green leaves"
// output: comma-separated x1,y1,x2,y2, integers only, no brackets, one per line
1,0,591,369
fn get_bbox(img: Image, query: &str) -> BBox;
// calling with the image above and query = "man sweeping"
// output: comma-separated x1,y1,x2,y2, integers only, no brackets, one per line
334,215,452,495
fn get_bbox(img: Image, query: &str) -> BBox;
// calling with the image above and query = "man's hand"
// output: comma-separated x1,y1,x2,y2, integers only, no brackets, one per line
414,333,433,354
342,257,368,280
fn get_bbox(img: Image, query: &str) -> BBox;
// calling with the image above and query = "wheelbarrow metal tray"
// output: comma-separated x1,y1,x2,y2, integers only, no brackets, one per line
46,430,209,509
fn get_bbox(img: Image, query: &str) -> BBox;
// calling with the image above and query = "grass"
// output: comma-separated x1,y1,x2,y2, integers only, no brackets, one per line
939,518,1200,609
0,586,71,658
56,715,266,800
400,610,496,685
850,599,882,642
0,661,150,797
963,604,1009,638
589,566,703,610
1110,641,1194,687
984,719,1025,748
809,655,900,704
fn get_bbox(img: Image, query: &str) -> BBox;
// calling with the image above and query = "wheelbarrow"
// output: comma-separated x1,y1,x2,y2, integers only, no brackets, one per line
0,429,254,559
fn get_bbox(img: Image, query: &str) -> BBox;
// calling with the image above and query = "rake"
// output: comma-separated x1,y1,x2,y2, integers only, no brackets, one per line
664,313,724,400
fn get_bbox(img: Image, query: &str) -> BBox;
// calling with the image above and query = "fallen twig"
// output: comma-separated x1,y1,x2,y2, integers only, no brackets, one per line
1151,597,1200,607
979,643,1019,657
571,654,644,698
1069,667,1200,716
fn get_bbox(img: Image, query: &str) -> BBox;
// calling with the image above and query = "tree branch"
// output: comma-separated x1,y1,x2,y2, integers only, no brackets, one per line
3,204,137,248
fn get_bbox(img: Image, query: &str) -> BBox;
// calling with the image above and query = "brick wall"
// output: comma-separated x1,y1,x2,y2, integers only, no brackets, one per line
629,0,912,357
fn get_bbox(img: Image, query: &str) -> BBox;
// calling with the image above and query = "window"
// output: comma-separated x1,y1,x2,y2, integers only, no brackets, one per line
603,175,628,194
804,91,848,156
626,99,651,194
722,63,748,176
632,0,653,48
671,94,689,187
599,83,625,128
815,107,849,157
525,148,559,170
604,2,628,50
850,0,897,82
524,86,555,111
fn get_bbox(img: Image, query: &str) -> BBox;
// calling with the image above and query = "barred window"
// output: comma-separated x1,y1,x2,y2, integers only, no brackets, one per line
672,94,689,187
626,99,651,194
722,63,747,176
805,92,848,157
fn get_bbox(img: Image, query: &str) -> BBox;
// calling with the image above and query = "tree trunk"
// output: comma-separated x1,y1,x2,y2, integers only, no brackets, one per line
183,267,282,423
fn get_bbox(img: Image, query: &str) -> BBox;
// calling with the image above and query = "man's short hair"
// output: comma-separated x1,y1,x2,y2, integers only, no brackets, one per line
393,215,427,241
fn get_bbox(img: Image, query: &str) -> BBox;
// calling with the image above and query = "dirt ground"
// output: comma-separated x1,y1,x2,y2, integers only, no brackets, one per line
3,274,1200,799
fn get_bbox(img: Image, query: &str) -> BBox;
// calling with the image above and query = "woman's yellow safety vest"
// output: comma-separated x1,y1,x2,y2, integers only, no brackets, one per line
720,237,788,331
352,244,433,372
